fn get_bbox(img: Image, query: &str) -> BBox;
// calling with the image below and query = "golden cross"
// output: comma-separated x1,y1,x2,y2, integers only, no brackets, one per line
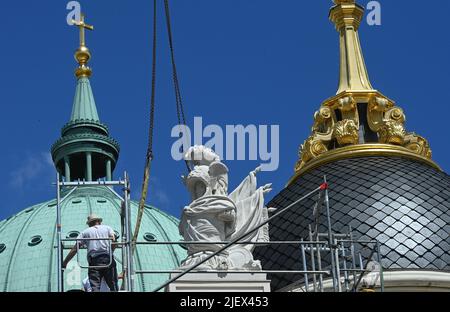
71,14,94,47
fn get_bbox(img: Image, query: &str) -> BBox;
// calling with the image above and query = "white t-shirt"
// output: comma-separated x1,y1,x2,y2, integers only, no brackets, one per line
78,224,115,257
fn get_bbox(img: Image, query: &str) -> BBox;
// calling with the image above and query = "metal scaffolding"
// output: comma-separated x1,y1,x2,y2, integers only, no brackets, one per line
55,174,384,292
135,176,384,293
55,172,134,292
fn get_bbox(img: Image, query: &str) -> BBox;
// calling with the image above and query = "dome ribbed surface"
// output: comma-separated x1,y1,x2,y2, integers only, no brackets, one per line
254,156,450,290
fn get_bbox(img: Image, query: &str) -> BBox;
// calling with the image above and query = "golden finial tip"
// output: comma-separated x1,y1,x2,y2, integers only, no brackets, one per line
333,0,356,4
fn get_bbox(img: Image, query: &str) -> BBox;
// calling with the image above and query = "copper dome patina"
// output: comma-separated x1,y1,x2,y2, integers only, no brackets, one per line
0,16,186,292
0,186,185,292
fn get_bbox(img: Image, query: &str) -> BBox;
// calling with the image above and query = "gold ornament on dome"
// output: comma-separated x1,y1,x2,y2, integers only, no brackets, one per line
294,91,437,175
334,119,359,146
312,107,333,135
291,0,440,182
378,121,406,145
404,134,432,159
296,136,328,172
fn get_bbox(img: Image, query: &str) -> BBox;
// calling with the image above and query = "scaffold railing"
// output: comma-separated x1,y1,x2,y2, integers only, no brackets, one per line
55,172,134,292
55,174,384,293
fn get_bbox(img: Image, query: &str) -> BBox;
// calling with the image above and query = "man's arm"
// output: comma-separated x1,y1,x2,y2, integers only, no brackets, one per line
111,233,117,252
62,243,80,269
108,227,117,252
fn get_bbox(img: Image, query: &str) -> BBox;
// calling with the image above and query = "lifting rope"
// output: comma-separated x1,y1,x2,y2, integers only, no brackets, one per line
132,0,157,251
163,0,191,173
132,0,190,251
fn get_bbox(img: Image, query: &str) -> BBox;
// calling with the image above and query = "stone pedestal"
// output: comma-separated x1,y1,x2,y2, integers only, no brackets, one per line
165,273,271,292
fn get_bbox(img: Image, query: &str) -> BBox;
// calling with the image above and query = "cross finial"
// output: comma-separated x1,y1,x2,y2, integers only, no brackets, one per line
72,13,94,47
71,13,94,78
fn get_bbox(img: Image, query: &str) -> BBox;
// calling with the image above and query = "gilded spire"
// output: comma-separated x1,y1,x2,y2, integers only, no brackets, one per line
71,14,94,78
330,0,373,93
290,0,438,183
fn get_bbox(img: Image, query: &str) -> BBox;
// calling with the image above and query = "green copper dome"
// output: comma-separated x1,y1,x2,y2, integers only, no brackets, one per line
0,186,185,292
0,22,187,292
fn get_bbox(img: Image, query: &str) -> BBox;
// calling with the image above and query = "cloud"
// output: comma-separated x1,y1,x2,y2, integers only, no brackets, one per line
124,176,173,208
43,152,54,167
9,152,54,189
149,176,170,207
154,189,170,206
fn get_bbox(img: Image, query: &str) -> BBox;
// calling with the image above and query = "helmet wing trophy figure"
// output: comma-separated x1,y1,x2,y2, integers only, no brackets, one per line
179,145,273,271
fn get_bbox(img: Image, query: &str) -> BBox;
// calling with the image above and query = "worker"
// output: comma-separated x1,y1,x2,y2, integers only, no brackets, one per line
82,276,110,292
62,214,118,292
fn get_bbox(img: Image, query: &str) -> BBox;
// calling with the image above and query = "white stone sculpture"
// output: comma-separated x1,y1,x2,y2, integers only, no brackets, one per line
360,261,381,290
179,145,272,271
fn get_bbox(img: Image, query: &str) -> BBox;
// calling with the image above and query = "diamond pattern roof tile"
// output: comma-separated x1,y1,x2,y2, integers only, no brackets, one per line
254,156,450,290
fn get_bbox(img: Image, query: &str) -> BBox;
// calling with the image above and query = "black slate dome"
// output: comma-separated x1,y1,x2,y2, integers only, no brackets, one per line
254,156,450,291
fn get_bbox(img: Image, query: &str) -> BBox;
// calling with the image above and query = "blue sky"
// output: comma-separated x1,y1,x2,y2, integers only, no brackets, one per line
0,0,449,221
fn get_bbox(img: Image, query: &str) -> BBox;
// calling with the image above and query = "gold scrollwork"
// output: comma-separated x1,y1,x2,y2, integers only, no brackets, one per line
368,96,392,132
318,107,332,120
404,133,432,159
338,96,356,112
368,96,407,146
336,96,359,129
368,96,390,112
294,92,434,175
385,107,405,123
296,136,328,172
312,107,333,138
378,120,406,145
333,119,359,146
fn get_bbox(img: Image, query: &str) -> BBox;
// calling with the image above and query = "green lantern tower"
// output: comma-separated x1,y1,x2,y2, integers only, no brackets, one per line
51,14,119,182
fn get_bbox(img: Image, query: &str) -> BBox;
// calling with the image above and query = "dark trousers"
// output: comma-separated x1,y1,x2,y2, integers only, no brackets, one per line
88,254,118,292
